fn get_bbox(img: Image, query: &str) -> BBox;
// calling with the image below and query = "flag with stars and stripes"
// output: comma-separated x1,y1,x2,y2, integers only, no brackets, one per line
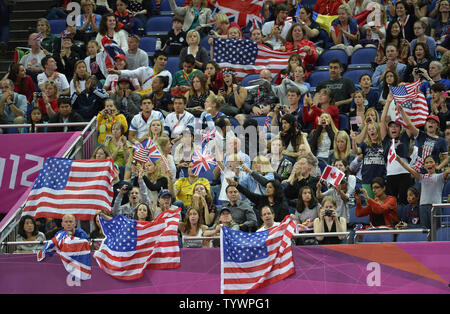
213,38,291,79
389,80,428,127
133,139,162,164
22,158,116,221
94,208,181,280
37,231,92,281
220,215,297,294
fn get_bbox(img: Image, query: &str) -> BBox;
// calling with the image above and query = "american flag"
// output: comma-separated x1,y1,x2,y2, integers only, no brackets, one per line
33,32,43,43
264,116,272,131
192,147,217,176
390,80,429,127
37,231,92,281
213,38,291,79
412,143,433,171
212,0,264,28
133,139,162,163
94,208,181,280
22,158,116,220
220,215,296,294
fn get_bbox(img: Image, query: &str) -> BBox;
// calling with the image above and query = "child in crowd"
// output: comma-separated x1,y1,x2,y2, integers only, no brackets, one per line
162,15,187,56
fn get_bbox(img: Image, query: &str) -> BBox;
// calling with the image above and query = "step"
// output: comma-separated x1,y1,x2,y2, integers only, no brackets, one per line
9,29,32,41
10,19,39,30
11,9,48,19
12,0,53,11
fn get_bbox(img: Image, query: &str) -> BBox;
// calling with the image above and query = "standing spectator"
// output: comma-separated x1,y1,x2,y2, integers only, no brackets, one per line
55,35,81,82
297,6,321,43
261,2,292,50
37,56,70,95
150,76,173,114
128,95,165,144
302,88,340,129
163,94,195,142
171,54,203,96
115,0,137,35
77,0,102,42
70,60,90,101
110,77,142,122
15,215,46,253
125,35,148,70
168,0,212,34
162,15,188,56
0,79,27,126
104,121,132,179
48,95,85,132
84,40,106,81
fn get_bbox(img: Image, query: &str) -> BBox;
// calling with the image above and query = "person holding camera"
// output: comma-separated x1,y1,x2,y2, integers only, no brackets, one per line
404,42,433,83
33,81,59,120
97,98,128,144
0,79,28,126
313,196,347,245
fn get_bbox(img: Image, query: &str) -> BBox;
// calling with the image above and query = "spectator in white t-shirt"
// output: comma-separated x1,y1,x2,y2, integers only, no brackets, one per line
37,56,70,95
261,2,292,50
163,94,195,144
128,95,165,144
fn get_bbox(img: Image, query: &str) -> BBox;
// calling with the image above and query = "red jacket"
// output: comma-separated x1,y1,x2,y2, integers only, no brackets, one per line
314,0,343,16
302,104,339,129
356,196,399,227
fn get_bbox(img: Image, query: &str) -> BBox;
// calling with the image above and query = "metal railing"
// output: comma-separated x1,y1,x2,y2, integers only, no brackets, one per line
0,117,98,252
431,203,450,241
354,228,430,244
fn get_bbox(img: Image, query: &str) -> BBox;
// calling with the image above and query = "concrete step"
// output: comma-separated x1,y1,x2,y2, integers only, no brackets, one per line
11,9,48,20
10,19,39,31
10,0,53,11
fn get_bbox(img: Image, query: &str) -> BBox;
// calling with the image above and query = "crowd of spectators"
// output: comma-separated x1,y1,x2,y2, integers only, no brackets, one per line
5,0,450,252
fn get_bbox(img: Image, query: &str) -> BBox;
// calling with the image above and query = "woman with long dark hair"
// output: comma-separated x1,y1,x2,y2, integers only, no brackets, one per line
279,113,309,162
8,63,35,103
404,41,433,82
95,12,128,51
375,20,410,65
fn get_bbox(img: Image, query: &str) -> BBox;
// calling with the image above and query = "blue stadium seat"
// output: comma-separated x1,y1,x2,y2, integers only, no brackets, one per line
343,69,373,85
164,56,179,76
139,37,157,55
49,19,67,36
361,233,394,243
338,113,349,132
349,206,371,225
443,181,450,202
200,35,211,53
396,232,429,242
228,117,240,129
251,116,270,127
436,227,450,241
241,73,260,87
348,47,378,69
301,0,317,7
160,0,174,15
315,48,348,70
145,16,173,35
307,70,330,87
316,29,332,49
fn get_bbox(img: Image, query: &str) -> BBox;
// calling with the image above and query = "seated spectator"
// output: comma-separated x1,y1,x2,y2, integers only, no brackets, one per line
270,87,304,128
164,94,195,143
96,98,128,144
330,4,361,56
77,0,101,41
404,42,433,83
90,211,107,250
0,79,27,126
243,69,276,114
358,74,380,110
204,206,240,246
15,215,46,253
178,207,209,248
92,144,112,159
70,60,90,101
284,156,320,201
138,159,172,209
104,55,141,94
355,177,399,228
36,18,59,56
8,64,35,104
26,107,48,133
32,81,59,121
238,156,276,196
162,15,187,56
48,95,85,132
220,185,258,232
419,61,450,97
204,61,223,95
128,95,165,144
332,130,354,166
204,93,225,122
105,121,132,179
218,68,248,117
428,83,450,132
111,77,142,122
313,196,347,245
37,56,70,95
395,186,421,229
249,27,269,47
173,160,210,208
179,30,209,71
372,44,407,88
211,13,241,38
297,6,320,43
185,73,214,116
112,165,150,218
156,135,177,180
72,75,109,121
96,13,129,51
378,70,400,108
303,88,339,130
275,53,302,84
169,0,212,34
128,0,151,25
56,214,89,240
362,4,387,46
391,0,417,42
126,35,149,71
174,129,195,174
375,20,410,66
410,20,437,58
261,2,292,50
55,35,81,82
274,66,310,107
46,0,70,20
171,54,203,96
95,0,114,15
294,185,320,230
281,23,318,73
277,113,309,162
153,189,179,218
84,40,106,81
62,23,88,58
115,0,137,35
309,112,338,165
19,33,46,83
190,182,216,226
430,0,450,48
315,59,356,114
149,76,172,115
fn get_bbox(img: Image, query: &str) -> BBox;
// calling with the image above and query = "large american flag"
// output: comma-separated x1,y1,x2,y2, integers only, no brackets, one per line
390,80,429,127
220,215,297,294
22,158,116,220
213,38,291,79
94,208,181,280
37,231,92,281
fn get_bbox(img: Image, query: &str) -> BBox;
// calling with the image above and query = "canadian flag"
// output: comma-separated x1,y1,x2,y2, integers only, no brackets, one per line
321,165,345,187
388,139,397,164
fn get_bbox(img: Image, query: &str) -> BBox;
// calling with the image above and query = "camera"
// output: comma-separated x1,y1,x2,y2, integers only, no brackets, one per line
106,109,112,115
36,92,43,98
324,210,333,217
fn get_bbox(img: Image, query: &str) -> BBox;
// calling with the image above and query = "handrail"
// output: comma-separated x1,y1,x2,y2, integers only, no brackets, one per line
431,203,450,241
354,228,430,243
0,122,90,128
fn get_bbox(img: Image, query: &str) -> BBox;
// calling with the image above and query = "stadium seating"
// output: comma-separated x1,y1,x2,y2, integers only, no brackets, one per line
348,206,371,225
442,181,450,202
347,47,378,69
343,69,373,84
145,16,173,36
314,48,348,70
49,19,67,36
139,37,157,55
165,56,180,76
316,29,332,49
435,227,450,241
396,232,429,242
251,116,270,127
200,35,211,53
338,113,349,132
361,233,395,243
160,0,174,15
240,73,260,87
307,70,330,87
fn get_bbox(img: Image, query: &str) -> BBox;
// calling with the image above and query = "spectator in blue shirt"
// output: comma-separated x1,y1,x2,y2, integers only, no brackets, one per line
0,79,28,125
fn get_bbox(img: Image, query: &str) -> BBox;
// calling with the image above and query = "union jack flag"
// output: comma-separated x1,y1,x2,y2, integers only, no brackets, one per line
37,231,92,281
133,139,162,164
191,147,217,176
101,37,126,69
201,128,216,146
211,0,264,29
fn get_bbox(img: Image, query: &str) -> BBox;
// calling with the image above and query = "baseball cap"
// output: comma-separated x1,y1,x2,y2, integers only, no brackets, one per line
158,189,172,198
426,115,440,124
114,54,126,61
387,119,402,126
118,76,130,84
218,206,231,215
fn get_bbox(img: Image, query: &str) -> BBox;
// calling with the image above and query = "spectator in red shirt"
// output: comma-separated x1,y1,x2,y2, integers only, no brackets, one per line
314,0,344,16
9,64,35,103
302,88,339,130
32,81,59,120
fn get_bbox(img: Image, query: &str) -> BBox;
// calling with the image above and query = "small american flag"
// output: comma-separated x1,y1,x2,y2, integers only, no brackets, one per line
390,80,429,127
412,143,433,171
33,32,43,42
213,38,291,79
192,147,217,176
133,139,162,163
94,208,181,280
37,231,92,281
22,158,116,220
264,116,272,131
220,215,296,294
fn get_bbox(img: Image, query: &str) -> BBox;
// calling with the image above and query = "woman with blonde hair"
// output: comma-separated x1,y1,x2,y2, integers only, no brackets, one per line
156,134,177,181
238,155,276,197
332,130,353,165
32,80,59,120
36,18,58,56
138,159,172,210
190,182,215,226
313,196,347,245
70,60,90,100
179,29,209,71
309,112,339,165
330,3,361,56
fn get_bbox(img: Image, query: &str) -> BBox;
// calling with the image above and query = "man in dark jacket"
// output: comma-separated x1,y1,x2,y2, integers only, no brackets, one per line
48,95,85,132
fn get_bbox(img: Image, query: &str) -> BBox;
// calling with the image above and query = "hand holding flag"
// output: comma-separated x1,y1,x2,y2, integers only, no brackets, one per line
192,147,217,176
388,139,397,164
320,165,345,187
